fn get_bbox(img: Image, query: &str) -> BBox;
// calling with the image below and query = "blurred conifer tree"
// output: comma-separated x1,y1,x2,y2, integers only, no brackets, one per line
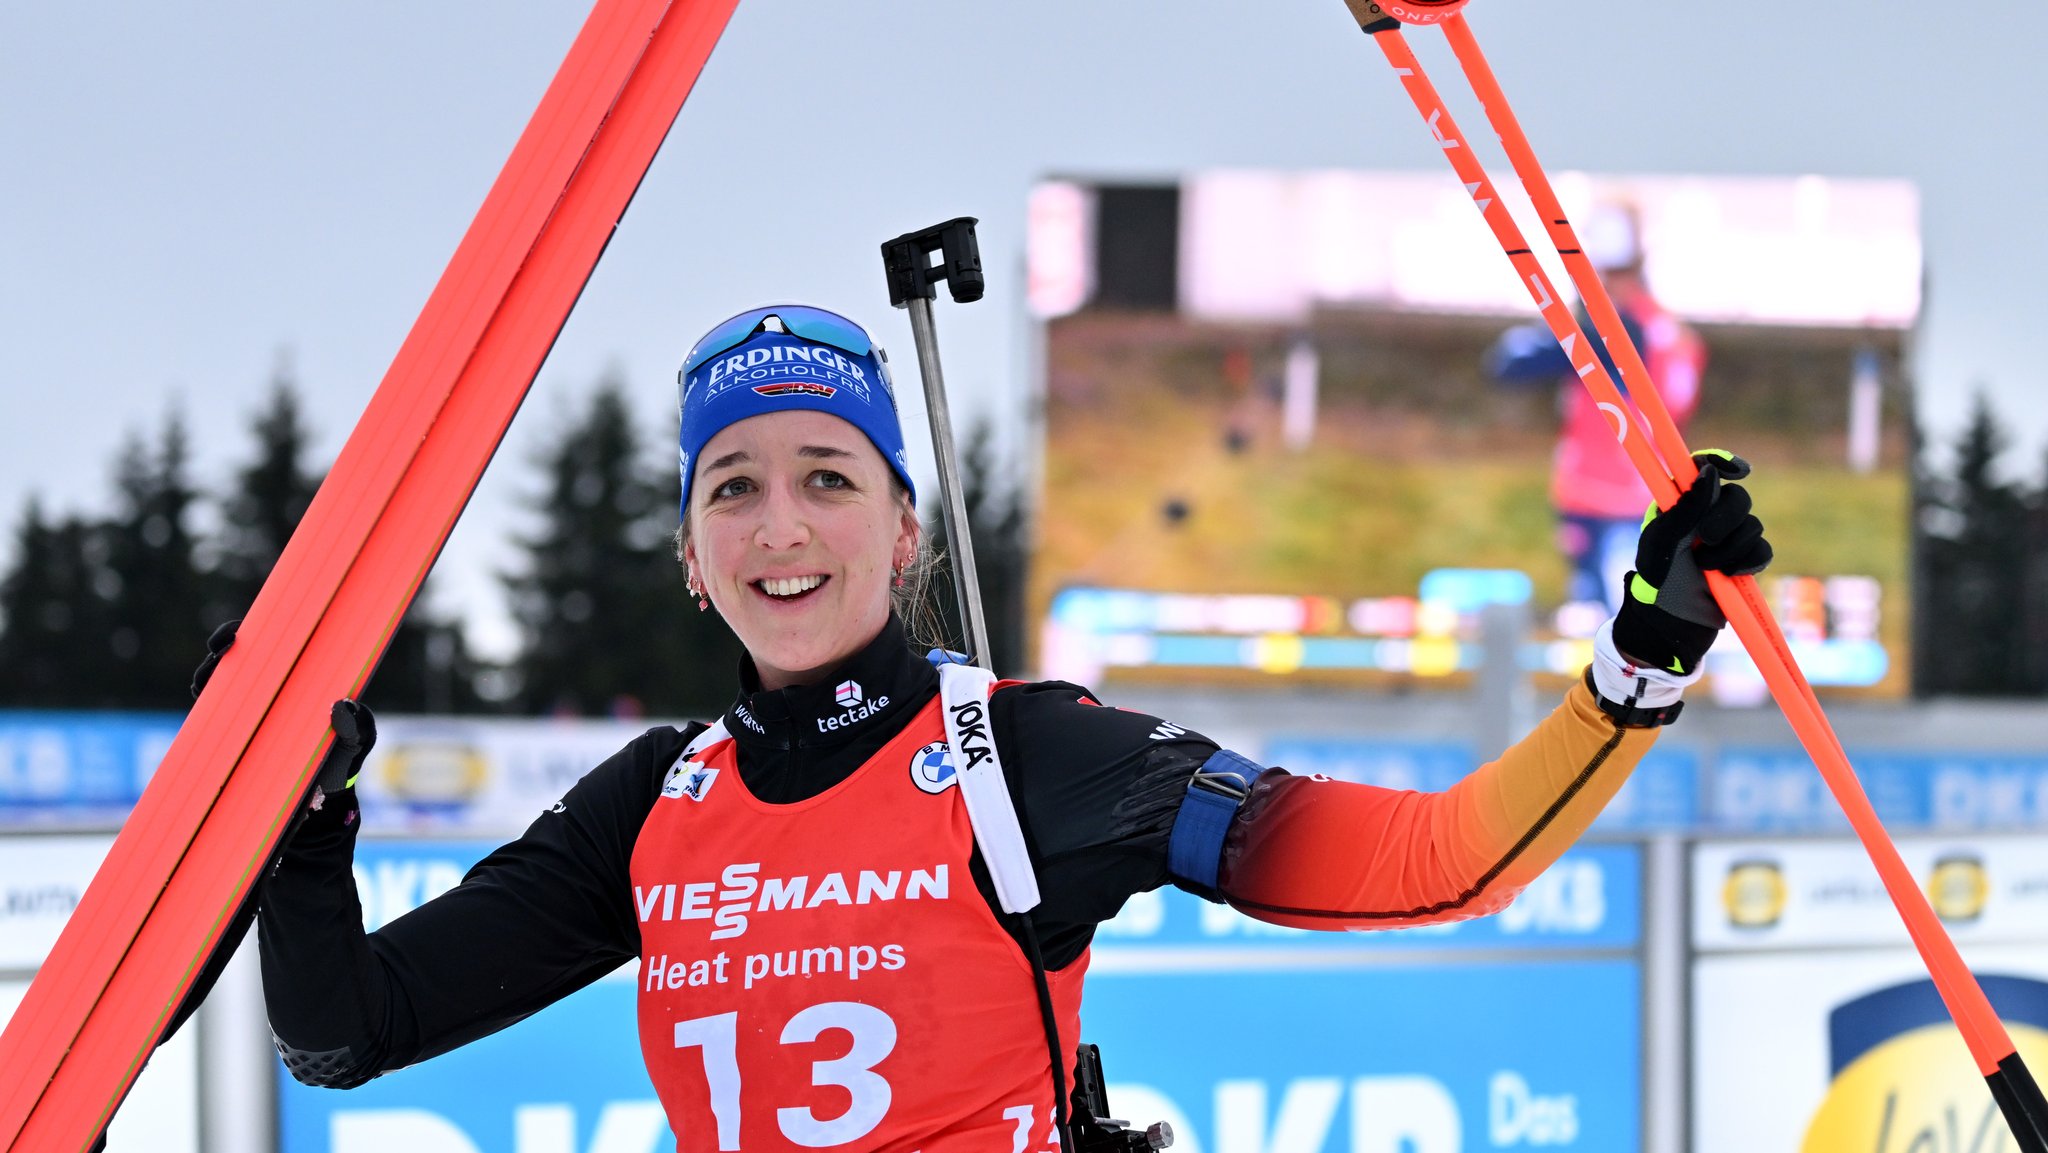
95,413,214,709
211,370,485,715
504,376,740,718
920,419,1030,678
0,499,115,705
1914,391,2044,695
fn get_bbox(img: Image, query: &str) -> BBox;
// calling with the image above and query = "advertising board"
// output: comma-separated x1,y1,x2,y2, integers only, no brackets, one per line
279,842,1642,1153
0,832,199,1152
1084,846,1643,1152
1690,835,2048,1150
277,838,658,1153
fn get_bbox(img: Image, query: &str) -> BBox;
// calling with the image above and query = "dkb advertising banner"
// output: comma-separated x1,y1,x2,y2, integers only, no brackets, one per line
281,841,1641,1153
1083,845,1643,1152
277,838,658,1153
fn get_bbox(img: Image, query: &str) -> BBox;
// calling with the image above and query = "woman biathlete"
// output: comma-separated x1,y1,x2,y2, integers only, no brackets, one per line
254,304,1770,1151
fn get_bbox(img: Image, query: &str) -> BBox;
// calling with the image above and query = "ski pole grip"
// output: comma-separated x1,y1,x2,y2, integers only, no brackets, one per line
1340,0,1404,33
883,217,985,306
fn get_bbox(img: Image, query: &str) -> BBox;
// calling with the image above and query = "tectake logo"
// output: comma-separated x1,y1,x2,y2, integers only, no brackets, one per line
819,687,890,734
909,740,957,794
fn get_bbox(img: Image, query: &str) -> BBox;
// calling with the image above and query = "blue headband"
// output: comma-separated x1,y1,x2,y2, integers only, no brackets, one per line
676,305,915,517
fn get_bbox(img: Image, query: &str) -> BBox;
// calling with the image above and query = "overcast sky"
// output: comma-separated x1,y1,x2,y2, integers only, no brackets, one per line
4,1,2044,661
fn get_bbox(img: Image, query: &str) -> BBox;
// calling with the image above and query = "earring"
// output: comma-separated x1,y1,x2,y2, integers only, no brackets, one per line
892,568,906,589
688,574,709,612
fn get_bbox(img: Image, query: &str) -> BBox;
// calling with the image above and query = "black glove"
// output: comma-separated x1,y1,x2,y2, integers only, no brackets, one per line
1611,451,1773,677
316,698,377,800
190,619,241,699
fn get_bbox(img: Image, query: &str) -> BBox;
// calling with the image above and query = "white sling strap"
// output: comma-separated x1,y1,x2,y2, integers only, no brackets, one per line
937,662,1042,914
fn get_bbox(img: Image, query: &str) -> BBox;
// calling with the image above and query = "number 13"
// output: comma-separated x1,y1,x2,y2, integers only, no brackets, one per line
674,1002,898,1149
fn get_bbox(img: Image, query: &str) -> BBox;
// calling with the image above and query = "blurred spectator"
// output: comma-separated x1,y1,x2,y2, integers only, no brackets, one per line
1486,205,1705,610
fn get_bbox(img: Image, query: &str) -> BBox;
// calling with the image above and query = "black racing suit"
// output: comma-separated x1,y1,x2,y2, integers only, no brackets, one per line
257,615,1224,1086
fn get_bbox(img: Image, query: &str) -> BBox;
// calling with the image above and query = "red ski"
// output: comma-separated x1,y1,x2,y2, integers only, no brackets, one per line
0,3,739,1148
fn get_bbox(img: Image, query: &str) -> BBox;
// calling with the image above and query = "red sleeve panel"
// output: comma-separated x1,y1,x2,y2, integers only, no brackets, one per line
1216,680,1657,930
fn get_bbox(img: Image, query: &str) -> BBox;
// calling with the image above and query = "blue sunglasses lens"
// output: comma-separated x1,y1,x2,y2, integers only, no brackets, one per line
682,306,874,376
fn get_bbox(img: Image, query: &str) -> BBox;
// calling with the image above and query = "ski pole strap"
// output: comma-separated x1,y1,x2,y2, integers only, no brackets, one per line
1168,751,1264,895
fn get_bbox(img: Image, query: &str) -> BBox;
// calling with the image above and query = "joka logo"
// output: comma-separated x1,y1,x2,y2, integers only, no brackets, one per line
948,699,995,773
836,680,864,707
752,382,837,400
1150,721,1188,741
661,759,719,802
909,741,957,794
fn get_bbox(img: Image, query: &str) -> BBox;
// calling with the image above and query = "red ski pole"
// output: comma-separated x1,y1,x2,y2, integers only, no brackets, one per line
1335,2,2048,1147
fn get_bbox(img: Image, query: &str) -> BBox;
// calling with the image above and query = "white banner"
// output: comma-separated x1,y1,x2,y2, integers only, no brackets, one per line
0,834,114,970
351,715,682,835
1691,834,2048,951
1693,947,2048,1151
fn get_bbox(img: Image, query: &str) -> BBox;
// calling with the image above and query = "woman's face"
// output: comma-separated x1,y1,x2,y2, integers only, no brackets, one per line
684,409,917,692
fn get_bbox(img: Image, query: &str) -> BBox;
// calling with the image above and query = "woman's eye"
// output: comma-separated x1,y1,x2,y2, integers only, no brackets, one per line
710,477,752,500
811,471,850,490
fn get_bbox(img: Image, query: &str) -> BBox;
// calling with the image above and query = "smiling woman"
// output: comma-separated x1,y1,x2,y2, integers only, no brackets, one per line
250,303,1773,1153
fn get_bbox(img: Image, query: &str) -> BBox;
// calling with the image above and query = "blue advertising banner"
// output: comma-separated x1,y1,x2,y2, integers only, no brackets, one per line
280,843,1642,1153
0,711,179,819
1708,747,2048,832
1261,736,1700,833
1081,849,1644,1151
277,976,659,1153
278,839,662,1153
1094,846,1641,957
1083,961,1641,1153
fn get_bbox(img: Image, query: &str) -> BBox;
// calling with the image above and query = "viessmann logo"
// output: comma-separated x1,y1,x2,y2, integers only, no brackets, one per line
634,861,950,940
819,680,888,733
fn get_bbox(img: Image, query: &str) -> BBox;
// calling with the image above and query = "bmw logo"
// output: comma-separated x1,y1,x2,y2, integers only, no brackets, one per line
909,741,958,794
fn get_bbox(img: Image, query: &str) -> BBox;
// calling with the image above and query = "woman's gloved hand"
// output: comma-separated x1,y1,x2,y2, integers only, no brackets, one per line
315,699,377,804
1611,450,1773,677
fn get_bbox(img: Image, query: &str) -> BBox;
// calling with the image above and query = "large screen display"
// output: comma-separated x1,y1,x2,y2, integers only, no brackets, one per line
1028,172,1919,699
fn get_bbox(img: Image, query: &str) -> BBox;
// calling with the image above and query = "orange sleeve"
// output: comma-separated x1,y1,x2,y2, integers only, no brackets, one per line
1216,678,1658,930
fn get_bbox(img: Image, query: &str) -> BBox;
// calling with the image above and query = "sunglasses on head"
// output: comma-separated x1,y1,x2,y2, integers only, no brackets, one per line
680,305,876,381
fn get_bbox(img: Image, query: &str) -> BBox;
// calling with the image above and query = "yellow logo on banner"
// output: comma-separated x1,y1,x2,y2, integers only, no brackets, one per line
1802,976,2048,1152
1801,1024,2048,1151
381,740,491,806
1926,854,1990,923
1722,858,1787,929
